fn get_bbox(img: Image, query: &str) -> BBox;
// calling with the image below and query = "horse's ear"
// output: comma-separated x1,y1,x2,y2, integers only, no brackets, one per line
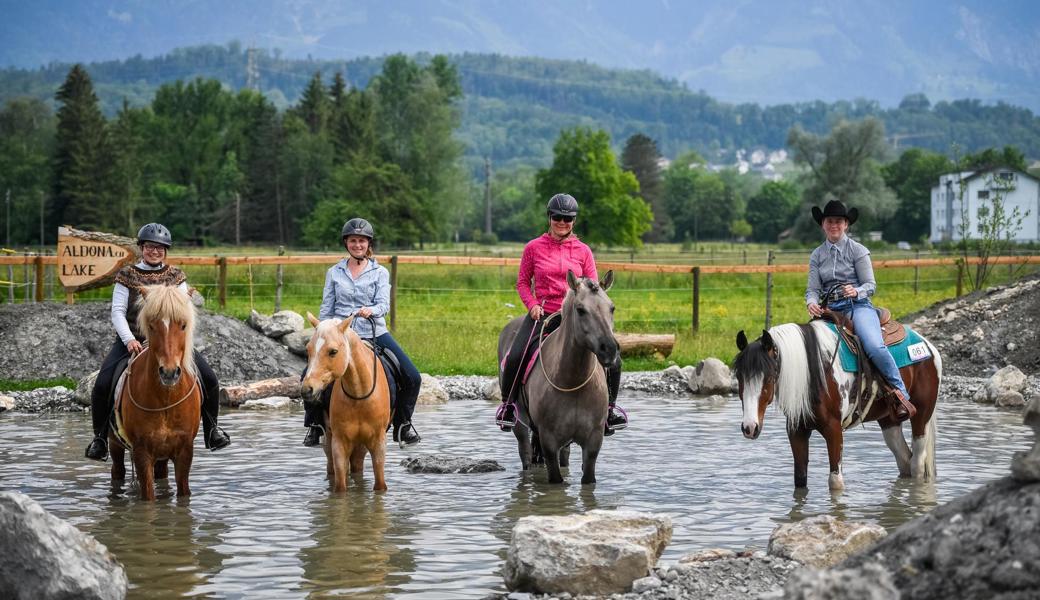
600,270,614,292
306,312,320,328
736,330,748,351
339,315,355,333
761,329,775,352
567,269,579,291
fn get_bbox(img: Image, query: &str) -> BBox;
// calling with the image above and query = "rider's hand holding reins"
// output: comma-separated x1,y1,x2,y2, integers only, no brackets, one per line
127,340,143,354
356,306,373,318
842,283,858,299
807,302,823,318
529,304,544,320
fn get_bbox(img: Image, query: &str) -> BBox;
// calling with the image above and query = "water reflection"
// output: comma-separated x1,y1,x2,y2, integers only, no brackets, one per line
0,396,1029,598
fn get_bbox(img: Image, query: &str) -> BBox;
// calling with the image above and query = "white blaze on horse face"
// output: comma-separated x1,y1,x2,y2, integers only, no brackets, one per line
741,375,763,434
307,331,328,377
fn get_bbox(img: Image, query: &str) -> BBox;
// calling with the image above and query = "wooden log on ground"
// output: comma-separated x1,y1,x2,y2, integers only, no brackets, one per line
615,333,675,358
219,376,301,407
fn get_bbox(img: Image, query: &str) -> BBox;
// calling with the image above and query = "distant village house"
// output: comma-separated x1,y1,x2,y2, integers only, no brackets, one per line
930,168,1039,243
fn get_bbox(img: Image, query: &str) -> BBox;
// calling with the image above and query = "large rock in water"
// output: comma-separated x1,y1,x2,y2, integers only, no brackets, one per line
0,491,128,600
840,475,1040,598
503,510,672,595
687,357,732,394
248,309,305,338
973,364,1029,407
768,515,887,568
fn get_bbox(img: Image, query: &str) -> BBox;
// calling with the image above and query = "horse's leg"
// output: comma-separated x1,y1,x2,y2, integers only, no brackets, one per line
881,421,912,478
514,425,531,470
330,436,350,493
133,450,157,501
369,439,388,492
788,427,812,490
539,433,563,484
349,445,366,475
559,443,571,469
154,460,169,480
110,439,126,481
580,436,603,485
173,447,194,497
909,405,936,480
819,422,845,491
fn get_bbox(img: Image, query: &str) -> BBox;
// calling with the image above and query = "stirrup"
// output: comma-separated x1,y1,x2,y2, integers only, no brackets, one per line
605,405,629,436
206,426,230,451
891,390,916,421
496,403,517,431
303,424,325,447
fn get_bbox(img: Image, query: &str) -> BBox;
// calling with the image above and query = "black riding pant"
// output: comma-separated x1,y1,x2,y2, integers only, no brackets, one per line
90,338,221,436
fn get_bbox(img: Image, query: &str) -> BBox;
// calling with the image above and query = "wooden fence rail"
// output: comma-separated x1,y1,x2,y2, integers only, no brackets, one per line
3,253,1040,335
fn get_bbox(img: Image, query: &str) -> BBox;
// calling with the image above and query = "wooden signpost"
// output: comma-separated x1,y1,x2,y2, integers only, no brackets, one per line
57,226,138,303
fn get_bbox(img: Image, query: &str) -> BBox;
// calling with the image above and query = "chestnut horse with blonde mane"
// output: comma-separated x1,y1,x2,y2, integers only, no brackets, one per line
301,314,392,492
109,284,202,501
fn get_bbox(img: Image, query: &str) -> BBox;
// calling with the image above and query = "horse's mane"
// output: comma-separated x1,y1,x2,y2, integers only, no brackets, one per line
768,321,835,428
136,284,197,378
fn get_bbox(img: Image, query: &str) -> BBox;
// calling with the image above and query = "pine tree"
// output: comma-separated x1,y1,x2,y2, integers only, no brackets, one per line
621,134,667,241
295,72,330,136
52,65,112,231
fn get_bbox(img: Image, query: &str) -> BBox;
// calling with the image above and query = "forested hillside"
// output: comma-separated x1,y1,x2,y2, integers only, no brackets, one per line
3,44,1038,170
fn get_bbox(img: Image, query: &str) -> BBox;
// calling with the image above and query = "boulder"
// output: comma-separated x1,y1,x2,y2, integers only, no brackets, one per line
248,309,304,338
974,365,1028,405
687,357,732,394
841,475,1040,599
783,562,898,600
0,395,13,412
400,455,504,474
1011,395,1040,482
0,491,128,600
240,396,293,410
503,510,672,595
767,516,887,568
280,328,314,357
482,378,502,403
416,374,449,405
74,370,98,407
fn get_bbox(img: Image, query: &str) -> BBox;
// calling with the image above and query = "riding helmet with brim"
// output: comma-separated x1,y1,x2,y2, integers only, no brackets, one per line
812,200,858,227
546,193,578,218
138,223,172,248
342,218,375,240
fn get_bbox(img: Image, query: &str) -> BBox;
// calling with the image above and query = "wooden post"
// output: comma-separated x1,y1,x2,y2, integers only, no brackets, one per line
765,250,775,330
34,255,43,302
65,290,75,305
390,255,398,332
742,249,747,265
956,259,964,297
218,256,227,309
692,266,701,334
247,263,254,310
913,249,920,295
275,246,284,312
23,249,29,303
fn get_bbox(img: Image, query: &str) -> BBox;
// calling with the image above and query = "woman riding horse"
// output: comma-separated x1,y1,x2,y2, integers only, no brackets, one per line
301,217,422,448
84,222,230,461
805,200,915,421
497,193,627,435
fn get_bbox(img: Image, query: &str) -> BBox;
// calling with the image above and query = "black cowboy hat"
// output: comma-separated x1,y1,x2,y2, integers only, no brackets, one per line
812,200,858,227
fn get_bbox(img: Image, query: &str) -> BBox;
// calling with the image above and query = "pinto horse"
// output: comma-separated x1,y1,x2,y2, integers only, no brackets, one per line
497,270,619,484
301,314,392,492
734,320,941,491
109,284,202,501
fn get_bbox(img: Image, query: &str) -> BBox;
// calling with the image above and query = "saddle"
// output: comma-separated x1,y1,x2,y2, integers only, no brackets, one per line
821,307,906,347
365,339,401,415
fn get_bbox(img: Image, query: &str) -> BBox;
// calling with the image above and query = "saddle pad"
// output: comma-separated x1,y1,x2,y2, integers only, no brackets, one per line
111,364,133,451
376,353,398,414
824,322,931,373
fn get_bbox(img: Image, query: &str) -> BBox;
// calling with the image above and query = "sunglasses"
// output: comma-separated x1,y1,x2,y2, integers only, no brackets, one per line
550,214,575,223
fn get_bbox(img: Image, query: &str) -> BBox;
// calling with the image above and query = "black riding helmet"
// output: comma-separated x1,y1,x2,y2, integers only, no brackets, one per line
137,223,172,248
546,193,578,218
341,218,375,240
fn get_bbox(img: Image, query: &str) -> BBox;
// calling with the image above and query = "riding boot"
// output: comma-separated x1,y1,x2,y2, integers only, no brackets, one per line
890,389,915,422
496,402,518,431
85,435,108,462
197,352,229,450
394,421,421,447
303,386,331,447
86,372,114,462
203,415,230,450
604,359,627,436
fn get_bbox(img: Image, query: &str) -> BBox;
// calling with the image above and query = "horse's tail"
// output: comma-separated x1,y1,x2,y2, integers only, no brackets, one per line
922,336,943,479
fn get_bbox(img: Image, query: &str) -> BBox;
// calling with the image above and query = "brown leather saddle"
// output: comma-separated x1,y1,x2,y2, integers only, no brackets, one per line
822,307,906,347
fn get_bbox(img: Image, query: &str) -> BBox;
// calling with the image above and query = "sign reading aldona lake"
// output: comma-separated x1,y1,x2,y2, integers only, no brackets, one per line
57,226,138,292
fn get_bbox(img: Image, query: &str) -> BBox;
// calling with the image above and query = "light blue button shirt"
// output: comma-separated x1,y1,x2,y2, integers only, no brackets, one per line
805,235,876,305
318,258,391,338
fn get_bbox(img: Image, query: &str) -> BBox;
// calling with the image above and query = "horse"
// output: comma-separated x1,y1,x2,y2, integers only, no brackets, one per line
109,284,202,501
733,319,941,492
300,313,392,492
497,270,619,484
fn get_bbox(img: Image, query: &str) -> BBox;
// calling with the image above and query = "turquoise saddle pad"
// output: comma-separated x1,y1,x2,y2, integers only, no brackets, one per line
823,322,931,373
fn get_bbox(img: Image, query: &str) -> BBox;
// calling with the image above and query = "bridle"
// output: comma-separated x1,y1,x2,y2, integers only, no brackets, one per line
338,315,380,401
125,346,199,412
536,311,599,394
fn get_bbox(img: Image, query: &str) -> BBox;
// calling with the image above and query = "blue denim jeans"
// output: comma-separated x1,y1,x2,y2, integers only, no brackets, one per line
832,298,910,400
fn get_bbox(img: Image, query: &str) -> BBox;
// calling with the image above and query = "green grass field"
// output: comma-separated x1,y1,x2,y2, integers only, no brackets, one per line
9,244,1037,378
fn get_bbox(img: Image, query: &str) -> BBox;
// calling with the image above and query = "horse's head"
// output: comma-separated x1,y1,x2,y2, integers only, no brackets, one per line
301,313,355,407
564,269,619,367
734,329,779,440
137,285,197,387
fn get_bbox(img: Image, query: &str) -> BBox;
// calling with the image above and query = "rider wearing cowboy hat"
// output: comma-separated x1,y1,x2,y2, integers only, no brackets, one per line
805,199,914,421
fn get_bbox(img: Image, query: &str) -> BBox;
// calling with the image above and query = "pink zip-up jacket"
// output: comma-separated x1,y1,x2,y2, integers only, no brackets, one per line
516,233,599,314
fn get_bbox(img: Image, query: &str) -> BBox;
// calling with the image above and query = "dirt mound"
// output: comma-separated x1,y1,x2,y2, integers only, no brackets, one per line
0,302,305,384
906,273,1040,377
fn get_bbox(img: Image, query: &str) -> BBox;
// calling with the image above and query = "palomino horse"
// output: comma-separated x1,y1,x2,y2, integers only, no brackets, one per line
110,284,202,500
497,270,619,484
301,314,392,492
734,320,941,491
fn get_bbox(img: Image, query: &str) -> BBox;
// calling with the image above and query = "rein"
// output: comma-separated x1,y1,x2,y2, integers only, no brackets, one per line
125,346,200,413
537,311,598,393
340,315,380,400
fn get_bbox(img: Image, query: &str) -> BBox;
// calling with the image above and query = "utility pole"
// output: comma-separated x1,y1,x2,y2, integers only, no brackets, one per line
39,191,44,247
235,192,241,246
5,189,9,248
246,46,260,91
483,156,492,235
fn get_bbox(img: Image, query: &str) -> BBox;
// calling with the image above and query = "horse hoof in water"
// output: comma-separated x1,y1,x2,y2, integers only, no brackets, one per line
828,472,845,491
